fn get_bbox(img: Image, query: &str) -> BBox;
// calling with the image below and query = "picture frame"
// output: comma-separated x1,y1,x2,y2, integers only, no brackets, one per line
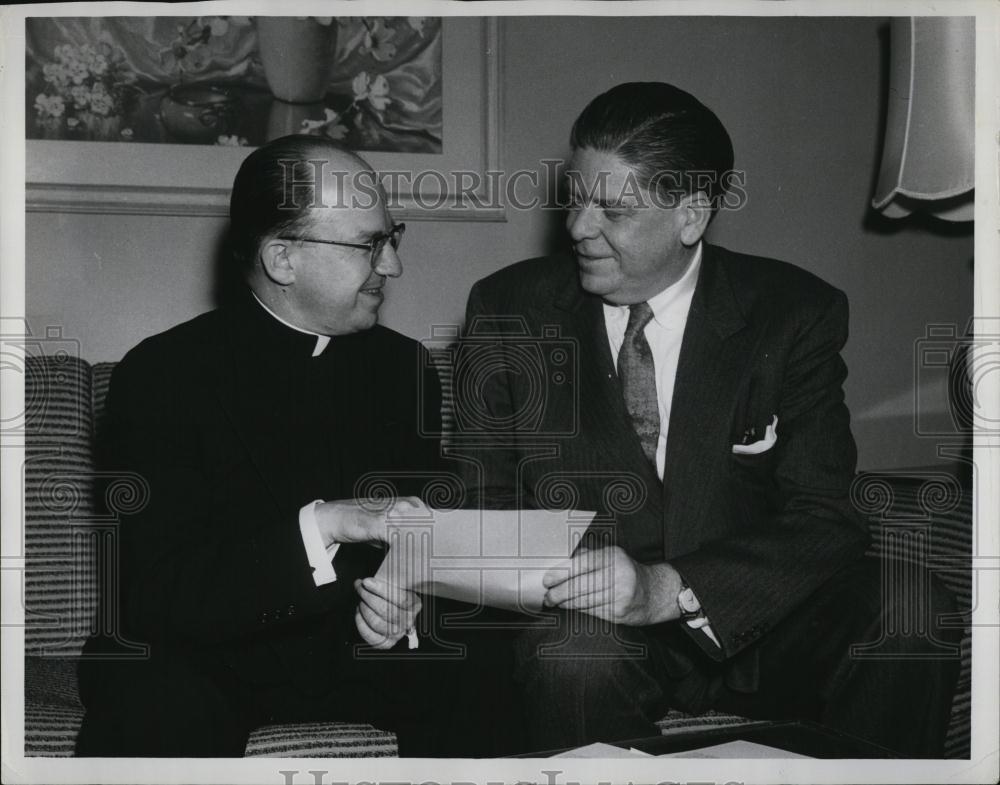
24,16,503,222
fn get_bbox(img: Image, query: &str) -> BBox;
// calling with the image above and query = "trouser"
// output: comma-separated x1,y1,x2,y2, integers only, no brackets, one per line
76,601,522,758
512,557,962,757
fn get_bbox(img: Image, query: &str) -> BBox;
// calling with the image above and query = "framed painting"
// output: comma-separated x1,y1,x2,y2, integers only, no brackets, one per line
24,15,503,221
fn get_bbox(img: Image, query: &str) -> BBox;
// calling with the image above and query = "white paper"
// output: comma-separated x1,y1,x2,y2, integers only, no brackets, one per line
660,740,813,758
551,742,653,759
374,508,596,613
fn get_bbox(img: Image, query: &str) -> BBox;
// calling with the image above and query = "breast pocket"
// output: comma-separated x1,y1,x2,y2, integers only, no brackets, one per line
729,448,779,525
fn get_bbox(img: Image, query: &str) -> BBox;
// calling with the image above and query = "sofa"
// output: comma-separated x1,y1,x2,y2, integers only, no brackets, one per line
22,354,972,757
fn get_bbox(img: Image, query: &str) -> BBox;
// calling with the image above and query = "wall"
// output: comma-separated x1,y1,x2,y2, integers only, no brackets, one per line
26,16,974,471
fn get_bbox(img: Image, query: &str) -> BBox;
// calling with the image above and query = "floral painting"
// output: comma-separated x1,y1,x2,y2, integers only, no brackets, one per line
25,16,442,152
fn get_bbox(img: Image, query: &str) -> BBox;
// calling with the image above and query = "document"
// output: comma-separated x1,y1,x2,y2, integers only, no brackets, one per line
374,508,597,613
660,740,812,758
553,740,811,759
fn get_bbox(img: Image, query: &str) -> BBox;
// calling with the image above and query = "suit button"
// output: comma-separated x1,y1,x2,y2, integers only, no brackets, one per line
287,605,297,616
273,609,282,620
259,611,269,624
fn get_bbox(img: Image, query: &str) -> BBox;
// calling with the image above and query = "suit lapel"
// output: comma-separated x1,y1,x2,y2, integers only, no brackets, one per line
661,245,761,557
548,263,665,518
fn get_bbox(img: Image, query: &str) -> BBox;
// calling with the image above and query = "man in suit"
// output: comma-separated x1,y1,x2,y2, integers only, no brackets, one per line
76,135,498,757
458,82,959,757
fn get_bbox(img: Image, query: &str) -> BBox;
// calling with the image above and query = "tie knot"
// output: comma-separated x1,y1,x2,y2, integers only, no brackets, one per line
625,302,655,335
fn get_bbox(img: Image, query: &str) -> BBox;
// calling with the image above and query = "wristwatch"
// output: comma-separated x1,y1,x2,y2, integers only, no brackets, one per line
677,582,703,621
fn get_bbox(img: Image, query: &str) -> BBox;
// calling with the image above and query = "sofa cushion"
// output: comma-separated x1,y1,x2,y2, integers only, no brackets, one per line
91,362,116,443
945,635,972,759
24,356,97,658
657,709,761,735
245,722,397,757
24,704,86,757
22,698,399,758
24,656,82,710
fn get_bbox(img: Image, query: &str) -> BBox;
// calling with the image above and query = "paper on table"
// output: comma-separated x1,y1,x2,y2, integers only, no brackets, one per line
373,508,597,614
660,740,812,758
551,742,653,758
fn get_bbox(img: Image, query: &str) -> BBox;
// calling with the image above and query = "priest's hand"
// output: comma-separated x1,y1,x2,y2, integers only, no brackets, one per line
354,577,422,650
541,546,684,626
316,496,427,547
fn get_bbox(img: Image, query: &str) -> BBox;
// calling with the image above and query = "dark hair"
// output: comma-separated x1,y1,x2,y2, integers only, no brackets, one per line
570,82,734,204
228,134,365,274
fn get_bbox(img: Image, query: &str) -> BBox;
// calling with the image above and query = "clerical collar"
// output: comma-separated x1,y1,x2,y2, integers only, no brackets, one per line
250,291,331,357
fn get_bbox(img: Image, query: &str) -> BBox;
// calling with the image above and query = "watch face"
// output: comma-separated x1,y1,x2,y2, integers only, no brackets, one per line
678,587,701,613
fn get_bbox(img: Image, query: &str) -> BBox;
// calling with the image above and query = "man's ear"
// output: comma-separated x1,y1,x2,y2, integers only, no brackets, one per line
678,191,713,247
259,238,297,286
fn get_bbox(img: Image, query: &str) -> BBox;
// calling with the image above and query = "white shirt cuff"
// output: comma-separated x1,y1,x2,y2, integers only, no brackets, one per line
299,499,340,587
681,585,721,648
685,615,722,648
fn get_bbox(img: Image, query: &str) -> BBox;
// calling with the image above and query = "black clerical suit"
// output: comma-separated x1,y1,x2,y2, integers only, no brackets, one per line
76,291,507,757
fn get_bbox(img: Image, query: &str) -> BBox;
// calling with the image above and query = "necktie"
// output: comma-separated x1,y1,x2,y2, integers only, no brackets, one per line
618,302,660,467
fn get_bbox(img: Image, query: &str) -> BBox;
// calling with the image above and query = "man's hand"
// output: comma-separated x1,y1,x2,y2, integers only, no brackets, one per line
316,496,427,547
542,546,684,626
354,577,422,650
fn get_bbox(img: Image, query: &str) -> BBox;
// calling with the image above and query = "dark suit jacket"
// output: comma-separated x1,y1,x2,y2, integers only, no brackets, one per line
94,291,444,693
459,243,869,669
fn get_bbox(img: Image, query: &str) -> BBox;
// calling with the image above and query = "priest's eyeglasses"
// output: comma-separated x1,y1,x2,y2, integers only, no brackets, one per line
280,223,405,269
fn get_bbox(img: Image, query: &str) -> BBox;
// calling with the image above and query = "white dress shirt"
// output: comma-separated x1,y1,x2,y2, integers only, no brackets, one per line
603,243,702,482
602,243,720,647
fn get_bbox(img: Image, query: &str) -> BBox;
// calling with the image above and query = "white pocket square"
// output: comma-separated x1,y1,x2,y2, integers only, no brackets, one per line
732,415,778,455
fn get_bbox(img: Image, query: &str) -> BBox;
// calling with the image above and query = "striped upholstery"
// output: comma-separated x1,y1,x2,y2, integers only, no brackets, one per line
854,472,973,759
90,362,116,443
657,709,762,735
945,635,972,759
425,346,455,447
23,356,97,657
245,723,397,758
24,656,81,709
23,357,974,758
24,704,86,757
23,657,84,756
